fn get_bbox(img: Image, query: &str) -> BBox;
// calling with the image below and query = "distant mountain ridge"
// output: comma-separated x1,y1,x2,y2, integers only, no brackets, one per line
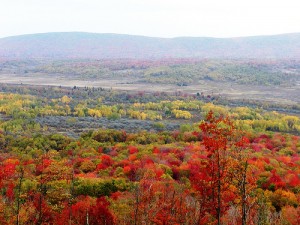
0,32,300,59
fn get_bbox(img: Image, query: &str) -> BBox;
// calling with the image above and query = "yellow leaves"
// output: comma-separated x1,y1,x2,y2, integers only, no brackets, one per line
265,189,298,210
118,109,126,116
202,103,229,116
140,112,147,120
4,158,20,165
80,160,96,173
0,93,35,116
43,160,72,181
47,179,71,204
132,100,202,112
97,97,103,103
217,120,233,132
282,115,299,129
128,110,147,120
133,102,142,109
282,115,299,122
145,102,163,110
88,108,102,118
172,109,192,119
232,107,263,120
281,205,300,225
60,95,71,104
74,104,87,117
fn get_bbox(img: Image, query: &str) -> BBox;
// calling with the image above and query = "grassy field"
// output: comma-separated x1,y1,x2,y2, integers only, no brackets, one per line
1,72,299,105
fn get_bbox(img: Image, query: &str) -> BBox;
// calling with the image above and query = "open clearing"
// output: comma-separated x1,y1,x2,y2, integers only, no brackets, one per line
1,73,299,105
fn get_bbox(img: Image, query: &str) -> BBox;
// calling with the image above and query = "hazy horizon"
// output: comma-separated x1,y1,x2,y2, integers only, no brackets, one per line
1,31,300,40
1,0,300,39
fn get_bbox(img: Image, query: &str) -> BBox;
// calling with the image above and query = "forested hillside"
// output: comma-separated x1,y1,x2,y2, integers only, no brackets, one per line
1,32,300,59
0,85,299,224
0,41,299,225
1,59,300,86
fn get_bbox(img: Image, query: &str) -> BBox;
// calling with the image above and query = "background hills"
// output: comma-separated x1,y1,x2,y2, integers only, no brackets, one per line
0,32,300,59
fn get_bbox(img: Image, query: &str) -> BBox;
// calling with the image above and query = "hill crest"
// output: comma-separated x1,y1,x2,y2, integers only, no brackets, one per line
1,32,300,59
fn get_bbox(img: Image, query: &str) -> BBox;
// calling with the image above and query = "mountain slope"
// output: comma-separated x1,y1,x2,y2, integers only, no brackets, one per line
0,32,300,59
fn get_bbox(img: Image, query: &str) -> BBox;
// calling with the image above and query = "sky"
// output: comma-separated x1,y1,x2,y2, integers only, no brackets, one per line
1,0,300,38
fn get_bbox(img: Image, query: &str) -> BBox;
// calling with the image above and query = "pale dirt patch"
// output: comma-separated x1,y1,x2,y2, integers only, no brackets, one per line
0,73,299,104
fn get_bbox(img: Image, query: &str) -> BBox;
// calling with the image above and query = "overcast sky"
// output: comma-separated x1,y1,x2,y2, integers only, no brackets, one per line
1,0,300,38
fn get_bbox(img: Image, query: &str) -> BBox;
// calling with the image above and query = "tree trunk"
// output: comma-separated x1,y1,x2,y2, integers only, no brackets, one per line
217,153,221,225
133,186,139,225
241,161,248,225
37,192,43,225
16,167,24,225
86,209,89,225
69,158,75,225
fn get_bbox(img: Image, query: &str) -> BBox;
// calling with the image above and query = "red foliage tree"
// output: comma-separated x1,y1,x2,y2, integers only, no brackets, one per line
191,111,237,225
89,197,115,225
57,196,115,225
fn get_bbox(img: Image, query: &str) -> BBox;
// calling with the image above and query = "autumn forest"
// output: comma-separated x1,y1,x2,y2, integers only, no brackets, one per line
0,66,299,225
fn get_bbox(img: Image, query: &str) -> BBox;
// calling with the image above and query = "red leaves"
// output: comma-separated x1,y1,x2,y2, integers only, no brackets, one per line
191,111,238,222
154,168,164,178
35,158,52,175
3,160,18,176
6,182,14,200
235,136,250,148
0,160,18,193
110,191,121,200
200,111,234,155
101,154,113,165
287,173,300,187
123,166,131,174
89,197,115,225
57,197,115,225
98,147,103,153
153,146,160,154
97,154,113,170
30,193,55,224
128,145,138,154
269,169,285,189
0,108,299,224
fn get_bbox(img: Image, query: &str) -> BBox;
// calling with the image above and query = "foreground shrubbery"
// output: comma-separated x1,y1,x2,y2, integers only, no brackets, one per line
0,111,299,224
